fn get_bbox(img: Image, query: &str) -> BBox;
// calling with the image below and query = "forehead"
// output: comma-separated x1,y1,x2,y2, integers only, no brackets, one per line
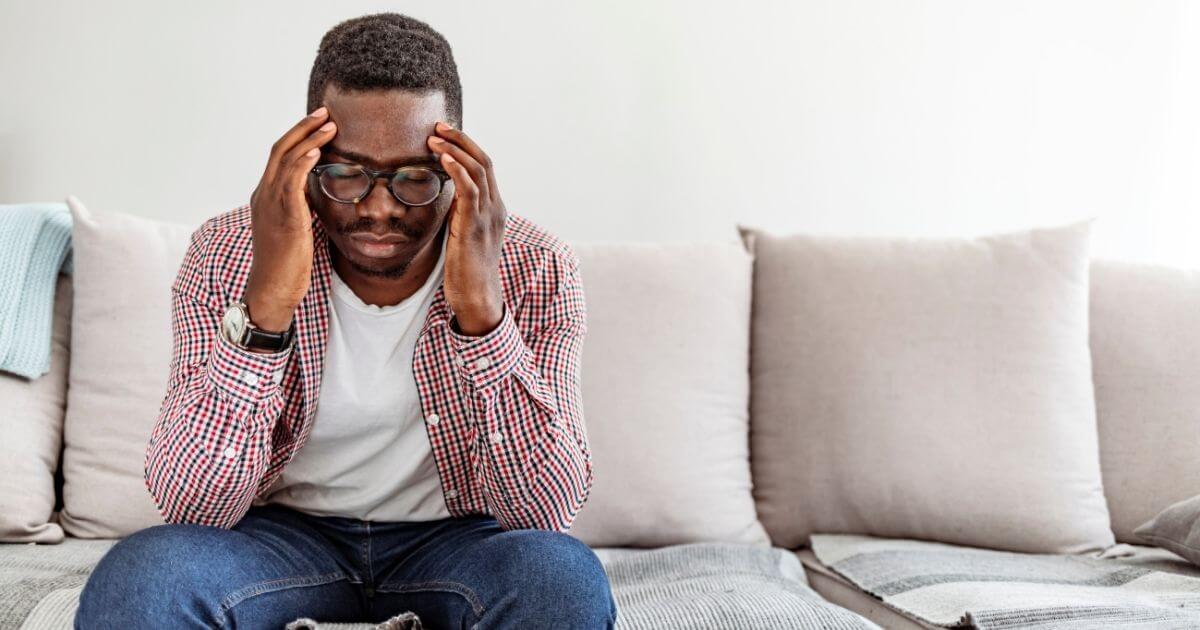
321,85,448,168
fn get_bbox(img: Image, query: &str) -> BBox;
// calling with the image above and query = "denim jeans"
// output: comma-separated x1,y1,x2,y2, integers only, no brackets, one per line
74,503,618,629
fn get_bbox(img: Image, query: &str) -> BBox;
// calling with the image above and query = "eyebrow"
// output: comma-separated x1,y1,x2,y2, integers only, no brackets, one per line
324,143,439,169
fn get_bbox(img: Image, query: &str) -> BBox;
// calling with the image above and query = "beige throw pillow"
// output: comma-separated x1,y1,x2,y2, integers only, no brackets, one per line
1090,261,1200,543
740,221,1115,554
1135,494,1200,566
0,273,72,543
566,241,770,547
59,197,195,537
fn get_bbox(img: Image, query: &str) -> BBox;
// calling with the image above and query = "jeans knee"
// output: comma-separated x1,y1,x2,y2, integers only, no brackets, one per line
486,530,617,627
75,523,225,629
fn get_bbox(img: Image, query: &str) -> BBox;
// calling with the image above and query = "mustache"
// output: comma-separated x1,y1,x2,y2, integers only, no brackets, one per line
336,217,423,239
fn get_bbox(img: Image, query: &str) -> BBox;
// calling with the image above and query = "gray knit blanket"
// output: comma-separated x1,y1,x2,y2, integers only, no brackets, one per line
1,539,878,629
595,542,879,629
811,534,1200,629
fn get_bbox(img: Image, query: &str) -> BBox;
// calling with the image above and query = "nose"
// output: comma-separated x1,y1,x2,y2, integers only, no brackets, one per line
355,173,408,221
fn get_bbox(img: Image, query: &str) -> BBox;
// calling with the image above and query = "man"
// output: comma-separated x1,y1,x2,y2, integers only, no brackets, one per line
75,12,616,630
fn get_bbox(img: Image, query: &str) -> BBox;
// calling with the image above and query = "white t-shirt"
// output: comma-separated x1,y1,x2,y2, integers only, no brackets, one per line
260,232,451,521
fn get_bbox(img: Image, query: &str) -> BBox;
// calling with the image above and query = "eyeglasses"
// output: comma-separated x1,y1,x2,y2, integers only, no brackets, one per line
310,163,452,206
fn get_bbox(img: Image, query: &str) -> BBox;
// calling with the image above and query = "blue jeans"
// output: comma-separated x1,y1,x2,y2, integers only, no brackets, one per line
74,503,617,629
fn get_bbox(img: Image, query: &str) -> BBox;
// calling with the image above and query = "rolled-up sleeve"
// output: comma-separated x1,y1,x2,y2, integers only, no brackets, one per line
444,248,592,532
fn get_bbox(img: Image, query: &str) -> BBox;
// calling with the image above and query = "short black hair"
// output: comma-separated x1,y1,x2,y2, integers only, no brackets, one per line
307,13,462,126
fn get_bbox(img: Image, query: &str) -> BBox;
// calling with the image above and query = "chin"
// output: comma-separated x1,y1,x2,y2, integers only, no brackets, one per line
344,250,414,279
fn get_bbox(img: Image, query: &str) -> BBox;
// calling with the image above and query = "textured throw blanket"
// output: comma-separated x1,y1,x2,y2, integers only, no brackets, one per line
595,542,879,629
0,202,73,379
811,534,1200,629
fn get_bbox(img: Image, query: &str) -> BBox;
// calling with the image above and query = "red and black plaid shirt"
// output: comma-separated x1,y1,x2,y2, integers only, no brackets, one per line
144,205,592,531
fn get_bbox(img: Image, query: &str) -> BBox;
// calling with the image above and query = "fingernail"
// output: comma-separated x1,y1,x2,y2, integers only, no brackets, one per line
442,152,456,163
428,136,445,144
436,121,453,132
306,148,319,157
320,121,335,131
309,106,327,118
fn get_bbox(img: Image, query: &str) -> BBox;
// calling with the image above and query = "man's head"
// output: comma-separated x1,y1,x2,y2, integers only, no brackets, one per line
305,13,462,279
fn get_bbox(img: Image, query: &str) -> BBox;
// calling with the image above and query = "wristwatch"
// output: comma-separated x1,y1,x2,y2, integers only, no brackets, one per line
220,300,296,353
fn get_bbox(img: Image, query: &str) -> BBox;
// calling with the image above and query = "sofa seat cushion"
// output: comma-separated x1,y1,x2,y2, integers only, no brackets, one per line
0,538,117,628
2,539,880,629
808,533,1200,629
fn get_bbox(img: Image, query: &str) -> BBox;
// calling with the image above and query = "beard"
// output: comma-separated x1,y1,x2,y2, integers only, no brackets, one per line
344,250,413,278
330,214,426,279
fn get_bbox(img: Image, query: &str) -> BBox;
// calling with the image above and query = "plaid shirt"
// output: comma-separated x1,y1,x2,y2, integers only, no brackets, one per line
144,205,592,532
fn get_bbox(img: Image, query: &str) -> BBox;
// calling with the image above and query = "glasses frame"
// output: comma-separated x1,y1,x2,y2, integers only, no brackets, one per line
310,162,453,206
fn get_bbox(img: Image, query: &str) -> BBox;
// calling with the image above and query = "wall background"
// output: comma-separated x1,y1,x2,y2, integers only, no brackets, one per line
2,1,1198,268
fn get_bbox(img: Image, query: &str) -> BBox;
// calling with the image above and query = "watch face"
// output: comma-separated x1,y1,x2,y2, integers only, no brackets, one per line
222,303,246,343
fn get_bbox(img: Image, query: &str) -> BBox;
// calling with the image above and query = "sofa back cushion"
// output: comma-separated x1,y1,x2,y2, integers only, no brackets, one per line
59,197,193,537
1090,260,1200,543
0,273,72,543
567,241,769,547
741,221,1115,554
57,200,768,545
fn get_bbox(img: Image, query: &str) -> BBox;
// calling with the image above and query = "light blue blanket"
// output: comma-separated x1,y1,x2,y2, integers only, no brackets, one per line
0,202,74,379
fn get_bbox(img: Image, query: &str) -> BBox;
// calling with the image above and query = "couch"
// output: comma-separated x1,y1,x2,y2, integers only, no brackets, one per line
3,199,1200,629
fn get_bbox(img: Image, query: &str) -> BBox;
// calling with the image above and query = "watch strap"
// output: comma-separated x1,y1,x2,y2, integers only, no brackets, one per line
238,301,297,352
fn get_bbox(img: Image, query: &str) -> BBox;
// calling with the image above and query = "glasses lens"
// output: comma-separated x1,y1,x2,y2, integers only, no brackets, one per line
319,164,369,202
391,168,442,206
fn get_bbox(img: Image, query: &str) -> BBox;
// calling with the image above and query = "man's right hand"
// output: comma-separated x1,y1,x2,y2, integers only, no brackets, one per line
243,106,337,334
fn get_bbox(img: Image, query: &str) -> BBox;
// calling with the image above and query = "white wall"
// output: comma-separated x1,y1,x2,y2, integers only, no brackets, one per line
3,1,1198,268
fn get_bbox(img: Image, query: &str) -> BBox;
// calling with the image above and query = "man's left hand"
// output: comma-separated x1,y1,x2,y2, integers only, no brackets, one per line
428,121,507,337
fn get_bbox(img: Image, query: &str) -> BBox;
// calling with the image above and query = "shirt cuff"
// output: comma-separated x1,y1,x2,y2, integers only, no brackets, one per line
446,302,525,393
207,325,293,407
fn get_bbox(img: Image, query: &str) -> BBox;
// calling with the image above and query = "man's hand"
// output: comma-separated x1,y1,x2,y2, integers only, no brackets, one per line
243,107,338,334
427,121,507,337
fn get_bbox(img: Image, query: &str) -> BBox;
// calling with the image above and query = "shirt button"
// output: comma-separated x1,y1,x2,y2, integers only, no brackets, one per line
454,355,465,368
241,371,259,386
445,488,458,499
474,357,491,370
489,431,504,444
271,370,283,384
222,446,238,459
426,413,440,426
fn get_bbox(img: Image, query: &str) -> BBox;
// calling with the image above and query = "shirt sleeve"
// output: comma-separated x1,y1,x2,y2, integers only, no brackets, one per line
443,248,593,532
143,225,292,528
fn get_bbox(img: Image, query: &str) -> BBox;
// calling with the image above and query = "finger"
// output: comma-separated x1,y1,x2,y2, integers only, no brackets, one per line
281,120,337,174
433,122,498,198
280,146,324,223
265,106,331,181
440,152,481,216
428,136,490,205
